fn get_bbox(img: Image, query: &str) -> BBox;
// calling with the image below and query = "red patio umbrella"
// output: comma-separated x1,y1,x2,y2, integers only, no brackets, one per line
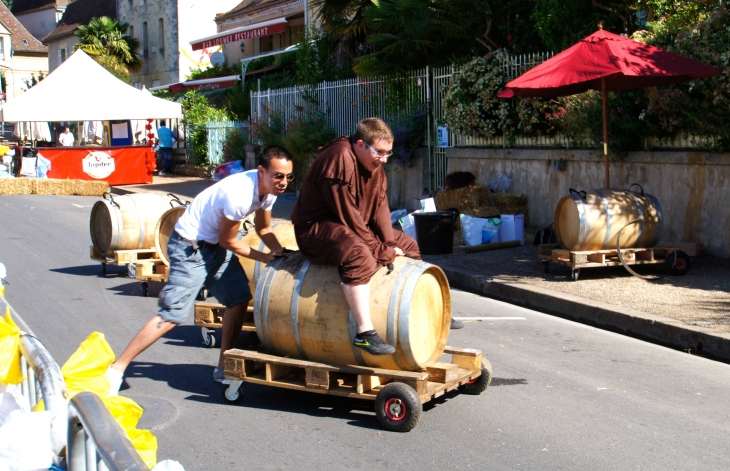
498,26,720,187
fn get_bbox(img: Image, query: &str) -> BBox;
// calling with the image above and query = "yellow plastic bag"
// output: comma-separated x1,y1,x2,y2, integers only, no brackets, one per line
61,331,115,398
103,396,157,468
0,310,24,385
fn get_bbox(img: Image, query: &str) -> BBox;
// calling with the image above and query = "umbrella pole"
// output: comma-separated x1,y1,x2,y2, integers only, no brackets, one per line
601,77,610,188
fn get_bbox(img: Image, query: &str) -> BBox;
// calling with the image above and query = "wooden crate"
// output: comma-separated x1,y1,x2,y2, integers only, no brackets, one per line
89,245,161,267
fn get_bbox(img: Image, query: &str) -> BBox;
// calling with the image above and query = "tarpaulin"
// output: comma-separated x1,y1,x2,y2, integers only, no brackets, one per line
38,146,155,185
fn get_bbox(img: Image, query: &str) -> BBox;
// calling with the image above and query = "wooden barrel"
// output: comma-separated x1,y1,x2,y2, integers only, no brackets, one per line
555,189,664,251
90,193,170,256
236,220,298,295
254,253,451,371
154,205,188,266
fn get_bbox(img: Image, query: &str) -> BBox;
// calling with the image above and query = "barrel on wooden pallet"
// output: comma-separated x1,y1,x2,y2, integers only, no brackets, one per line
237,220,298,294
154,205,188,266
555,188,664,251
90,193,170,256
254,253,451,371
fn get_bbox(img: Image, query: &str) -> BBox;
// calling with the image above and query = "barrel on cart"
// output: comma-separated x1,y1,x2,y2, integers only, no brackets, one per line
90,192,170,256
254,252,451,372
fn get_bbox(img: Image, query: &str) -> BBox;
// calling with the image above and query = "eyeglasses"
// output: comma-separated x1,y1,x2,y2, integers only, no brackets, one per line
272,172,294,181
364,141,393,160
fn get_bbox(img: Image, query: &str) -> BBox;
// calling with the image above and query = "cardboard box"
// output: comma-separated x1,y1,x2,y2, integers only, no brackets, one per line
499,214,524,245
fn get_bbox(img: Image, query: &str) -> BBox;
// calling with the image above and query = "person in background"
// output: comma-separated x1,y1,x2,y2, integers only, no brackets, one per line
58,127,75,147
106,146,294,394
156,120,176,175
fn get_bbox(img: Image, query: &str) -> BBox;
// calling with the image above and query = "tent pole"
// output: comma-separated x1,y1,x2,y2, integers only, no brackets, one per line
601,77,610,188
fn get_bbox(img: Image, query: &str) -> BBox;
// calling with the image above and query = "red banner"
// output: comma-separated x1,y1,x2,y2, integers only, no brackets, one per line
191,22,286,51
39,146,155,185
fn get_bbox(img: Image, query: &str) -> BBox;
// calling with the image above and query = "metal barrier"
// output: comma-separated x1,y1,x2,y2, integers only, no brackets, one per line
1,295,67,462
67,392,149,471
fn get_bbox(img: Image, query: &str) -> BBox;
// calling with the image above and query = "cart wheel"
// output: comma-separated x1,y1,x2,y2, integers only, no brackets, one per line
101,263,107,275
202,327,216,348
197,287,208,301
543,261,550,273
571,269,580,281
667,250,690,276
374,382,422,433
140,281,149,297
222,382,243,403
459,359,493,395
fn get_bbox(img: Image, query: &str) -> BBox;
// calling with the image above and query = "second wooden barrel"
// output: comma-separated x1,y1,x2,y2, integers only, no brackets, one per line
555,189,664,251
237,220,298,295
254,253,451,371
90,193,170,256
154,205,188,266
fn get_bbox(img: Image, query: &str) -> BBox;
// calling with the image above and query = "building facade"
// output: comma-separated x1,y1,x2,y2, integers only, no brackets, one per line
0,3,48,102
117,0,241,89
211,0,307,67
11,0,71,42
43,0,116,73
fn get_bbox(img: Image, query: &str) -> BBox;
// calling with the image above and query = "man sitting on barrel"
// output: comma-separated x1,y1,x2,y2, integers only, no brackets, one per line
291,118,462,356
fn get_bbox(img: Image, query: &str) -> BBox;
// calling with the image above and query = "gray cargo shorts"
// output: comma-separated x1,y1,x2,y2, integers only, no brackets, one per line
158,231,252,324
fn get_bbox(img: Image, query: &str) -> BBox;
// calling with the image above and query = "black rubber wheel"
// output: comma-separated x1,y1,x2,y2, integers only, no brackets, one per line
543,261,550,273
667,250,690,276
197,287,208,301
140,282,149,297
459,359,493,395
571,269,580,282
374,382,422,432
222,384,242,403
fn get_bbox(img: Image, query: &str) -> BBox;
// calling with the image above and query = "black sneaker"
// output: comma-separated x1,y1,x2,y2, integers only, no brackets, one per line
353,330,396,355
450,318,464,330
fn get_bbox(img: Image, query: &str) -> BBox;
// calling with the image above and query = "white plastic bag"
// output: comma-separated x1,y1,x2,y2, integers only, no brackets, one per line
487,173,512,193
399,210,421,239
0,387,53,471
460,214,487,246
152,460,186,471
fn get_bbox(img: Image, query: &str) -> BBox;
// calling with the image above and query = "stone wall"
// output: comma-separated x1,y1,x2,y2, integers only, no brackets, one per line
445,147,730,257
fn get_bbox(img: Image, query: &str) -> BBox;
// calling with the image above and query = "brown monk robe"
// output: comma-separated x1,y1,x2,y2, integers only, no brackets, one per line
291,137,420,284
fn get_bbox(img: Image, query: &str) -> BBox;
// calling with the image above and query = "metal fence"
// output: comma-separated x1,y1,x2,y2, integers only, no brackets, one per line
1,295,149,470
206,121,250,165
250,51,716,189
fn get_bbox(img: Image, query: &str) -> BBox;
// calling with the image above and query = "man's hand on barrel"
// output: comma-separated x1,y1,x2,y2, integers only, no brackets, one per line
394,247,405,256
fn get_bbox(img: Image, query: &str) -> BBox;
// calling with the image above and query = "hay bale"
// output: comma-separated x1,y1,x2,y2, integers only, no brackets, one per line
434,185,529,225
0,178,108,196
0,178,33,195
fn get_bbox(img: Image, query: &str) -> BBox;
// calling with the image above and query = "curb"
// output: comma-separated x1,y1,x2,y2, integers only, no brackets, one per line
435,262,730,363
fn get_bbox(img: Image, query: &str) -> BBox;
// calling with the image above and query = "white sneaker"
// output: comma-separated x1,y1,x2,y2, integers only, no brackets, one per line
213,368,230,384
106,367,124,397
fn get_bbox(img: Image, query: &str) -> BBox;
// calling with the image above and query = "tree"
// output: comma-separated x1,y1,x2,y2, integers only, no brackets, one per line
74,17,142,83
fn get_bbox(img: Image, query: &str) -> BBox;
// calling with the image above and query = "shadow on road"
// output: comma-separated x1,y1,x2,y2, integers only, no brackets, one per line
51,264,128,277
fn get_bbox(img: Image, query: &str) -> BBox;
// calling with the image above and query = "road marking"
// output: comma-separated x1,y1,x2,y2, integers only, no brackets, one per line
72,204,91,208
453,317,526,321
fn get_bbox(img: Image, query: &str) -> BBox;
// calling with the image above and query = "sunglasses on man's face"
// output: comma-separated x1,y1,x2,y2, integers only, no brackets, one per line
272,172,295,181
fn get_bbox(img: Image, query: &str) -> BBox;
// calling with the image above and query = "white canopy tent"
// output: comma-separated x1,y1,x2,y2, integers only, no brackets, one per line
0,50,181,122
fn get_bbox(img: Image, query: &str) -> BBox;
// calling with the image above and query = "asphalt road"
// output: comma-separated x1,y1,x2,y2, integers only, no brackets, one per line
1,195,729,470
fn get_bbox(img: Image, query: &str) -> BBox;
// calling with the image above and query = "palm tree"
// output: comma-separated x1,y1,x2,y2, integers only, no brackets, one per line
74,17,142,82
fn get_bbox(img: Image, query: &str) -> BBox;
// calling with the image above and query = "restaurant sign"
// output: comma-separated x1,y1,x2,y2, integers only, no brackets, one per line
191,22,286,51
82,151,116,179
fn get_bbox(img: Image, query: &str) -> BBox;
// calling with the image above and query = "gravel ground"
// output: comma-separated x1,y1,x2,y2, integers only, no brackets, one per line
423,227,730,332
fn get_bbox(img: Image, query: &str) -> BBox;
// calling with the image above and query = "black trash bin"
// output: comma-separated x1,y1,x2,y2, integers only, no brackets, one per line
413,211,456,255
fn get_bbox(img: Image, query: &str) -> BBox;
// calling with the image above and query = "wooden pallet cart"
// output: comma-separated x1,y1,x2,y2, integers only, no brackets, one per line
131,260,169,297
194,301,255,347
90,245,161,276
222,346,492,432
538,243,690,281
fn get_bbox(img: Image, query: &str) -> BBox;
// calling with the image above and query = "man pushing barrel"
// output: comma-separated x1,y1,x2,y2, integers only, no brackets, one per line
291,118,462,356
106,146,294,394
